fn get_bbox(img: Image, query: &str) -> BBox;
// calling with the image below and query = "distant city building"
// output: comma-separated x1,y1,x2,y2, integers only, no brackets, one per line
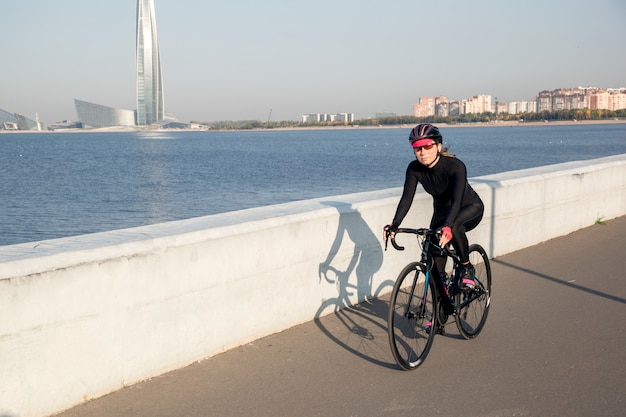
74,99,136,128
413,96,446,118
47,120,83,130
136,0,165,126
536,87,626,112
1,122,18,130
0,108,41,130
413,86,626,117
466,95,492,114
608,89,626,111
422,95,495,116
301,114,320,123
301,113,355,123
506,101,537,114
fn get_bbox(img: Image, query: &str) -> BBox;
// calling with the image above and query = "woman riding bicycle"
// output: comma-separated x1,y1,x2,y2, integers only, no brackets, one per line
384,123,484,290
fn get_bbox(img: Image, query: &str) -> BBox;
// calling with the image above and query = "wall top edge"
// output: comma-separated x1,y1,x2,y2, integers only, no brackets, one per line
472,153,626,185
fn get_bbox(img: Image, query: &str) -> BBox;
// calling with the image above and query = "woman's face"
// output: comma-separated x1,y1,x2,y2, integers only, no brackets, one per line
414,142,441,166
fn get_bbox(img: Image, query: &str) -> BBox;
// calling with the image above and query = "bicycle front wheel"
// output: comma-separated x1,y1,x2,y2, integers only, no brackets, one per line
387,262,437,370
455,244,492,339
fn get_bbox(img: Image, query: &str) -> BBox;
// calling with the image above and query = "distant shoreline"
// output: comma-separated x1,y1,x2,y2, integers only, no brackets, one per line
1,118,625,134
264,118,626,132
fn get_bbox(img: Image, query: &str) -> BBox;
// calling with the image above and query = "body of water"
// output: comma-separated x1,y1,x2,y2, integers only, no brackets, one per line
1,123,625,246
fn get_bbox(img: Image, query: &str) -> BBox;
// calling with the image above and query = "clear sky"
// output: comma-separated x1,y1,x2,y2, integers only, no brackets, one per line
2,0,625,124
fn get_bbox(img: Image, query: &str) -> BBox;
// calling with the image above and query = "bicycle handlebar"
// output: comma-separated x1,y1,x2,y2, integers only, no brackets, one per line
386,227,434,251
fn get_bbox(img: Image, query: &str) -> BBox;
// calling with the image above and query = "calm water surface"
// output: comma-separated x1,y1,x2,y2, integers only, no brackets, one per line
1,123,625,246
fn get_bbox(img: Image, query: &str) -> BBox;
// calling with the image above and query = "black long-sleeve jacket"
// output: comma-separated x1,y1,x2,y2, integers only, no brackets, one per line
391,155,481,229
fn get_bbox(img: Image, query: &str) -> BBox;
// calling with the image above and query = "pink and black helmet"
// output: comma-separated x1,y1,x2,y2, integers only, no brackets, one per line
409,123,443,148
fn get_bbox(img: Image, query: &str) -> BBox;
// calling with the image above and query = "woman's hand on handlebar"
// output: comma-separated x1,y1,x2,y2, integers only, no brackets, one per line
383,224,398,251
383,224,396,242
438,226,453,247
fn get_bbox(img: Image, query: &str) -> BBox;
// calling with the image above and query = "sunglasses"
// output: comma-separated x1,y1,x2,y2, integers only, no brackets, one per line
414,142,437,152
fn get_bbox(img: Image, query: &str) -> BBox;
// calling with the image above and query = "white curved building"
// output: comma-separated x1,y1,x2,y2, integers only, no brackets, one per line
74,99,136,128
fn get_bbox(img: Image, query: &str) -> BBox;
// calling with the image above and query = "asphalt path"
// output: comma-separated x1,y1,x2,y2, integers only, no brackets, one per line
57,216,626,417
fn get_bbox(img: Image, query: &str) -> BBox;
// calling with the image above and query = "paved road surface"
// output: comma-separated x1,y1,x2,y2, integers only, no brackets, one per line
57,216,626,417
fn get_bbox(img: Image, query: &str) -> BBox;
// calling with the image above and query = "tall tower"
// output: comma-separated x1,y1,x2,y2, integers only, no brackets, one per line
136,0,164,126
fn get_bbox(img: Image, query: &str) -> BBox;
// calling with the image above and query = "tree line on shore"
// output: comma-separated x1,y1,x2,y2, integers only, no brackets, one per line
192,108,626,130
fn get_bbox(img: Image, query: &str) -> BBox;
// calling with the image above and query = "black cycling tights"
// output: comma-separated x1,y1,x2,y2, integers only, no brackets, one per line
431,201,484,273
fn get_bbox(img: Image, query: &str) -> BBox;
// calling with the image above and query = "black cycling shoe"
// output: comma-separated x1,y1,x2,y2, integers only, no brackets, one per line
460,264,476,290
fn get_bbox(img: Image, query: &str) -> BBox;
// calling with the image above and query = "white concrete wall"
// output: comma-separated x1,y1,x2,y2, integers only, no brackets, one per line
1,154,625,417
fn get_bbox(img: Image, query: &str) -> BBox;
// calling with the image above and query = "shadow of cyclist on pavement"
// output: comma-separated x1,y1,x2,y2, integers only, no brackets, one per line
315,201,395,368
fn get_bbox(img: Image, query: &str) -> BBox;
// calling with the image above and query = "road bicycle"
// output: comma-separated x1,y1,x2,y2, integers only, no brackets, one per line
386,227,492,370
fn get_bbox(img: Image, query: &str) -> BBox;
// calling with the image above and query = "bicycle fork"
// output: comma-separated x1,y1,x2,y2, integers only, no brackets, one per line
403,267,430,323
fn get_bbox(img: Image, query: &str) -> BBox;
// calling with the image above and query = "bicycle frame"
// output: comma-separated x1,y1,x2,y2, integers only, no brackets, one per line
389,227,483,317
419,229,457,316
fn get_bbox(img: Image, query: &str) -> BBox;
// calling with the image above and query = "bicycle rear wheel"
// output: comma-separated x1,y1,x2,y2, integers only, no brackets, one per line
387,262,437,370
455,244,492,339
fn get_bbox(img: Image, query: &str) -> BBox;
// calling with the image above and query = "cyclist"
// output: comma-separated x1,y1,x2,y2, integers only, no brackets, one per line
383,123,484,289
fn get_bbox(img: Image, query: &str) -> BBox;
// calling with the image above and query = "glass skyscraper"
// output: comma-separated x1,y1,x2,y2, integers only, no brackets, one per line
136,0,164,126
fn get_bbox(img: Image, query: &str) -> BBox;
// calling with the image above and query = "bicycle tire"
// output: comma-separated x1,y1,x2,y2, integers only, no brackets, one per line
455,244,492,339
387,261,437,370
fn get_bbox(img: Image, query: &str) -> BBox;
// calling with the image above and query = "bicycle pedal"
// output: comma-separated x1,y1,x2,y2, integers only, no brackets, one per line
426,324,445,335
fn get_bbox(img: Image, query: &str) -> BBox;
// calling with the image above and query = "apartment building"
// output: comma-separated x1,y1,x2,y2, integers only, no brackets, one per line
301,113,355,123
414,95,492,117
416,86,626,116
